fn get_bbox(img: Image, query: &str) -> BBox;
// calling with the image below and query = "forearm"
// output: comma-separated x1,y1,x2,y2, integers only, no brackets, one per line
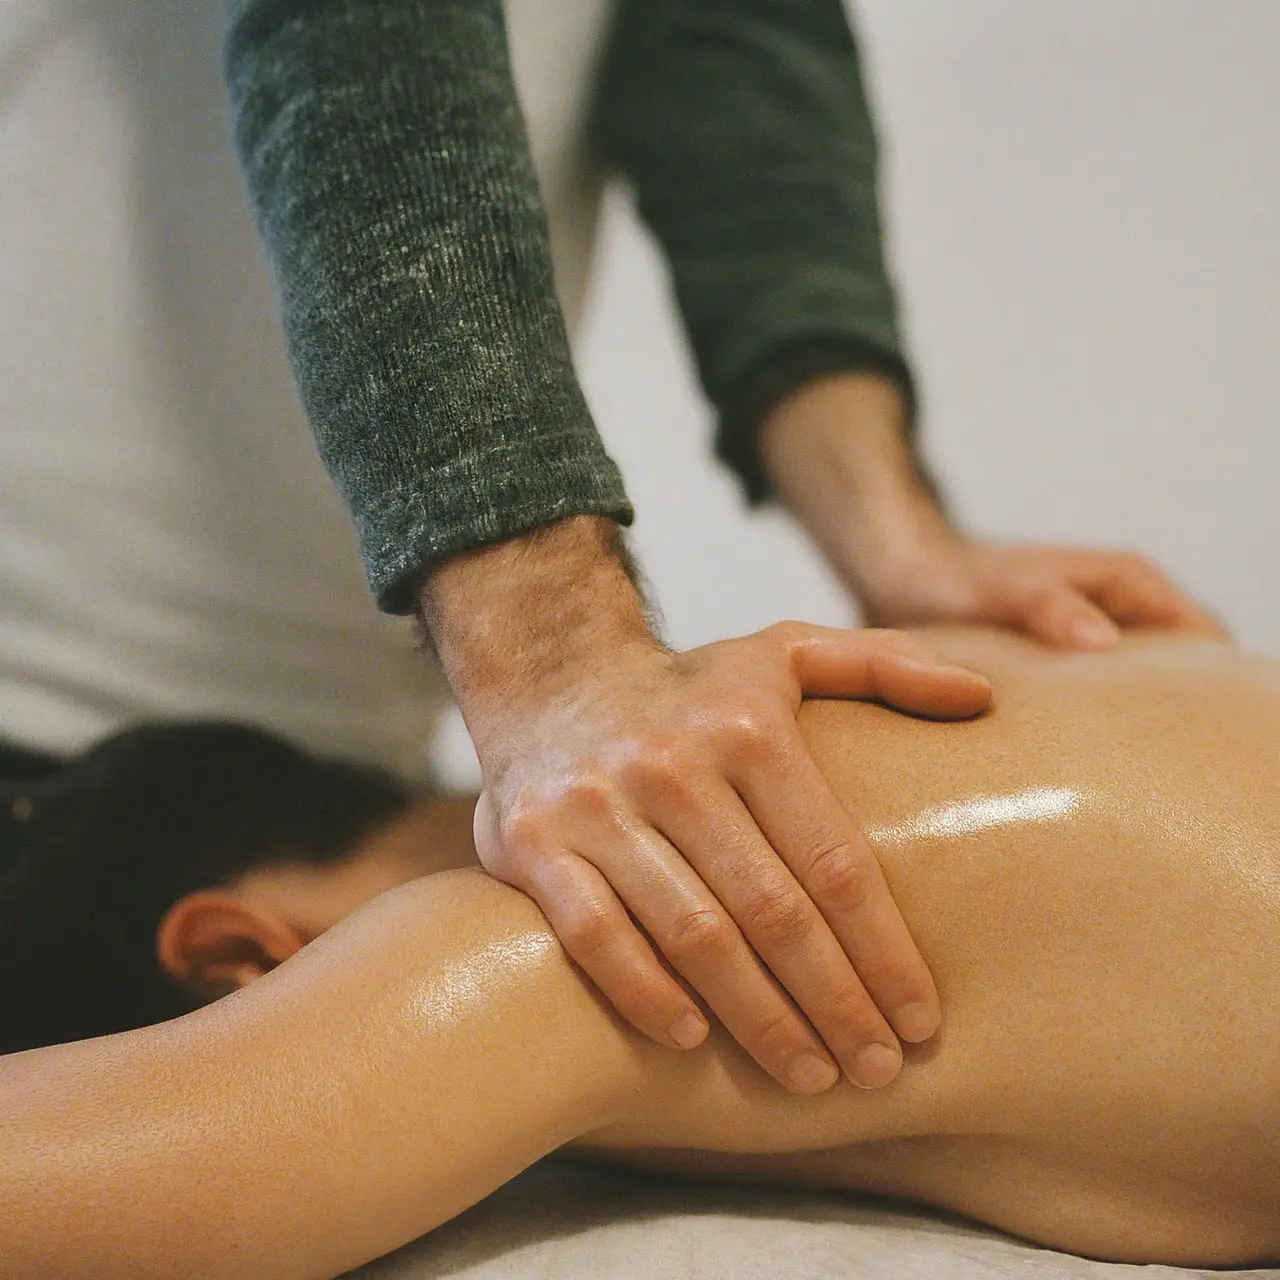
419,515,658,745
759,372,953,600
224,0,630,613
1,871,647,1280
594,0,912,501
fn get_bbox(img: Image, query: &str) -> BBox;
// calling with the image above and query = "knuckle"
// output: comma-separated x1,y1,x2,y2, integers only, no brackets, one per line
1017,574,1059,603
724,701,783,761
866,627,911,648
818,983,880,1038
806,841,874,912
741,885,815,948
872,630,933,663
665,907,731,965
561,769,618,824
746,1006,805,1062
762,619,807,651
1106,550,1156,583
1021,582,1068,618
605,970,665,1022
631,735,691,799
556,897,617,961
824,980,872,1022
495,804,548,864
1127,555,1168,587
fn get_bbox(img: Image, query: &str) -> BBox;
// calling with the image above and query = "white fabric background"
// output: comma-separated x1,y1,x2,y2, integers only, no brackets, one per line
349,1162,1277,1280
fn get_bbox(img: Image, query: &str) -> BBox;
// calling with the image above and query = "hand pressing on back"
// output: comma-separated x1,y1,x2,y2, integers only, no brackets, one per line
421,516,991,1094
852,537,1227,650
760,372,1226,650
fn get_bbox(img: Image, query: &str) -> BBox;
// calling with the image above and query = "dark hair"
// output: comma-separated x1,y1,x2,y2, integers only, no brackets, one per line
0,722,413,1055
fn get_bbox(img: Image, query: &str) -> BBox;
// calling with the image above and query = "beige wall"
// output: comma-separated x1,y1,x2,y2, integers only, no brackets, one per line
577,0,1280,654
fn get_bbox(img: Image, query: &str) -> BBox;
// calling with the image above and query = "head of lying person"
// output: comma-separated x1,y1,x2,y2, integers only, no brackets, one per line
0,723,478,1055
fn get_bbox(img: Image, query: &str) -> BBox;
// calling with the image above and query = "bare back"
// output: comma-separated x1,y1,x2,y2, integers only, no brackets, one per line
7,632,1277,1276
606,632,1280,1264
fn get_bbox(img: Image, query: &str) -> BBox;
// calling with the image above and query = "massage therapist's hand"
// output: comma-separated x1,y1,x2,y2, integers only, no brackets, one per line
761,373,1226,649
849,536,1228,649
421,516,991,1093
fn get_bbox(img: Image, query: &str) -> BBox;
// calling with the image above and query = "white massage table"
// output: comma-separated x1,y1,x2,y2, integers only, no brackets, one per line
350,1161,1279,1279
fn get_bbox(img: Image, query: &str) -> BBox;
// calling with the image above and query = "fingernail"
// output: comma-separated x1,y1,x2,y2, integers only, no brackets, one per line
669,1010,709,1050
1071,617,1120,649
904,656,987,686
788,1053,840,1093
894,655,943,674
851,1043,901,1090
894,1001,940,1043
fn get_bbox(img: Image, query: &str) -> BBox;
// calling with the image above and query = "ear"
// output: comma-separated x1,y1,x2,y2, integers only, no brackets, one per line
156,891,308,999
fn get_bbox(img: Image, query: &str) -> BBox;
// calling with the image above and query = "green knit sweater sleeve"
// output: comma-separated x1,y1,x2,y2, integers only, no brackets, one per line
224,0,632,615
593,0,915,502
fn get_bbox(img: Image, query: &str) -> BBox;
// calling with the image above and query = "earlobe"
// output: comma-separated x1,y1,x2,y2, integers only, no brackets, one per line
156,891,307,998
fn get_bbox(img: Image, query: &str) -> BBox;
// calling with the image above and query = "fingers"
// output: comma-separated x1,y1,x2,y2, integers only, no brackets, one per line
650,899,844,1094
770,623,992,719
473,793,708,1051
997,579,1122,651
469,626,965,1099
488,795,847,1092
573,818,847,1094
863,646,994,719
729,733,940,1063
586,834,844,1095
1074,553,1227,639
518,849,715,1052
994,551,1226,650
657,780,910,1090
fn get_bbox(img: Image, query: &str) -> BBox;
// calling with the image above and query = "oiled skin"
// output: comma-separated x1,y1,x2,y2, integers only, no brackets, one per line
3,632,1277,1277
592,630,1280,1264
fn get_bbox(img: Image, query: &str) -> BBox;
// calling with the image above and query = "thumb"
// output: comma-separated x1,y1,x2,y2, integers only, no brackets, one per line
774,624,992,719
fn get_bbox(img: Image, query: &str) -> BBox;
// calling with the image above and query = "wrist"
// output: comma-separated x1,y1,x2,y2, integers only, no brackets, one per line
418,516,662,737
759,373,957,592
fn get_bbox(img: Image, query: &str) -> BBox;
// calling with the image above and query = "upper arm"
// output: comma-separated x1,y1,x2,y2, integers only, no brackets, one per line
1,872,639,1277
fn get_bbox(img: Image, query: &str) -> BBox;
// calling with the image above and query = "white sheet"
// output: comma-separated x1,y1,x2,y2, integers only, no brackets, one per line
349,1162,1278,1279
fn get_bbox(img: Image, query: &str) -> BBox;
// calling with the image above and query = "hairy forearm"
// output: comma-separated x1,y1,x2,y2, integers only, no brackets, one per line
419,515,659,739
761,374,946,545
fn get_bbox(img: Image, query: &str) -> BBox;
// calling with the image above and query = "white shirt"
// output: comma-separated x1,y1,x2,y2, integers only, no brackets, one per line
0,0,612,779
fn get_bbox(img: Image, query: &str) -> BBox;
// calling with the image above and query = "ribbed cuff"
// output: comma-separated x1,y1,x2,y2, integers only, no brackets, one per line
361,436,633,614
